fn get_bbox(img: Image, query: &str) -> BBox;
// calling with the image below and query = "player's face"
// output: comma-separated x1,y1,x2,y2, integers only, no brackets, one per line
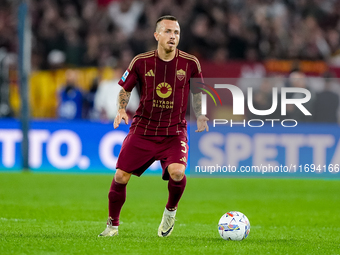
154,20,180,53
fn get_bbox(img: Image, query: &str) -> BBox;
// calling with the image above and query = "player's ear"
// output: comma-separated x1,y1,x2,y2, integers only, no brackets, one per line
154,32,159,41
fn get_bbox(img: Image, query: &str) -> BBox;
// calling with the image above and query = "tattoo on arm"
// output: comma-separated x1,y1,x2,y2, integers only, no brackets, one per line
118,88,131,110
192,92,202,118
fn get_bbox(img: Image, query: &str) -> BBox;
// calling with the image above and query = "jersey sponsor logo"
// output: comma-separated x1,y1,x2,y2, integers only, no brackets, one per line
156,82,172,99
153,100,173,109
176,69,186,81
145,69,155,77
121,70,129,82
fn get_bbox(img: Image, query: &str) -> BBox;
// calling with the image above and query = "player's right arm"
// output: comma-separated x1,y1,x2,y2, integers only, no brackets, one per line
114,88,131,129
114,55,140,129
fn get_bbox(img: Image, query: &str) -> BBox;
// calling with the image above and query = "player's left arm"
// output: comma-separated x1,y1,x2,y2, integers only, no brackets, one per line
192,92,209,132
190,56,209,132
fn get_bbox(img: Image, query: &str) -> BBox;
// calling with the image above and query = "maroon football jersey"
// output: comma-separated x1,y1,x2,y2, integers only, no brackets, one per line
118,49,203,136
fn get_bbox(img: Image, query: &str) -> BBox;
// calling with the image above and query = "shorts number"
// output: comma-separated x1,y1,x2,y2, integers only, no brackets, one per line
181,141,187,153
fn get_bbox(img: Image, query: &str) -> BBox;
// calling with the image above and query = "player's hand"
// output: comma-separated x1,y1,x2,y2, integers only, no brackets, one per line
196,115,209,132
113,109,129,129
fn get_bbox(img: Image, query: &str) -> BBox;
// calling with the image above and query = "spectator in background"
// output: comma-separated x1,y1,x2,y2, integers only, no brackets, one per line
58,69,83,120
188,14,214,59
327,29,340,66
35,1,65,68
83,33,100,66
47,49,66,69
247,79,277,121
64,27,85,67
227,14,248,59
4,0,340,68
287,71,315,123
83,77,100,120
314,72,339,123
94,67,139,121
0,2,15,53
107,0,144,37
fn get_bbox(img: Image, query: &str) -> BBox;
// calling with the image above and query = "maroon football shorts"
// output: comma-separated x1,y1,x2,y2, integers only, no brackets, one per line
116,132,188,180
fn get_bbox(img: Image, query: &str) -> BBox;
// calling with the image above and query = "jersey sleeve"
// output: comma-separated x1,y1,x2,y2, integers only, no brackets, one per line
190,57,204,94
118,59,139,92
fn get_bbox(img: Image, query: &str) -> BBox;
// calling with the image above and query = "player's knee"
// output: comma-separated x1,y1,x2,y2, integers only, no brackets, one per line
168,165,185,181
114,169,131,184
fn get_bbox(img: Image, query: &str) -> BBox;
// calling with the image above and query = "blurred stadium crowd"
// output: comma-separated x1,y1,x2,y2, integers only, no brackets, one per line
1,0,340,70
0,0,340,123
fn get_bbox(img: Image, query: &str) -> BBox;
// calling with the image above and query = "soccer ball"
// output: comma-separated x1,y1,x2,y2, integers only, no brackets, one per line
218,211,250,241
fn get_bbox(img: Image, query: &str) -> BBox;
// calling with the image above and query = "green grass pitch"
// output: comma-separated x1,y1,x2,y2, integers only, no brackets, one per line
1,172,340,254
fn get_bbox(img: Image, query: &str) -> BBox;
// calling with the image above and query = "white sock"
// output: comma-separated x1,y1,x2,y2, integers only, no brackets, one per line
164,207,176,217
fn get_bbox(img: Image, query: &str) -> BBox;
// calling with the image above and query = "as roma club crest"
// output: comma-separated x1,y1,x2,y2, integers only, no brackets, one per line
176,69,186,81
